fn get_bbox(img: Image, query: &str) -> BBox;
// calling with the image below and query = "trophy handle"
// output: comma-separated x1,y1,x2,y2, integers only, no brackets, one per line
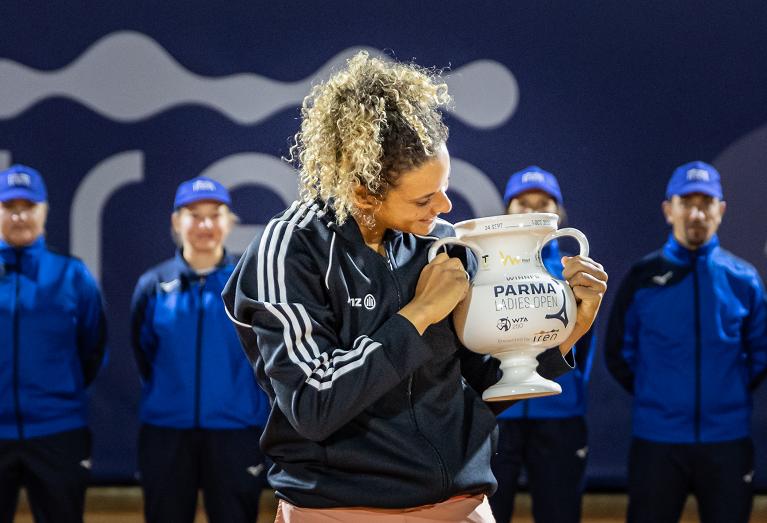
536,228,589,281
427,237,484,281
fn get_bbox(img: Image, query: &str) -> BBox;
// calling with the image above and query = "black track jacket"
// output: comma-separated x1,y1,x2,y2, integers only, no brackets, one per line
222,200,573,508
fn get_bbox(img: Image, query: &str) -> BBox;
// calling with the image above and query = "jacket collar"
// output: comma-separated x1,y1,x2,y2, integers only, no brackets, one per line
0,236,45,279
333,214,365,244
173,248,229,282
663,233,719,265
326,205,404,249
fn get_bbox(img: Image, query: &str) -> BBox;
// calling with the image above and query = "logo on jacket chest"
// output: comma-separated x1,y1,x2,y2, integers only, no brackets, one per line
348,293,376,310
160,279,181,293
652,271,674,286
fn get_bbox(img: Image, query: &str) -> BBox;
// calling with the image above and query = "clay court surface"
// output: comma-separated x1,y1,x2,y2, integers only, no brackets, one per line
13,489,767,522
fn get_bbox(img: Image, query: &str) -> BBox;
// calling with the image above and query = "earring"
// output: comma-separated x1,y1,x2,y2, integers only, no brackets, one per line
360,213,377,230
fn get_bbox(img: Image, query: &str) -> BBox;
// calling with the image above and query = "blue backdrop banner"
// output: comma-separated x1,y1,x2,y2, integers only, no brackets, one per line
1,2,766,487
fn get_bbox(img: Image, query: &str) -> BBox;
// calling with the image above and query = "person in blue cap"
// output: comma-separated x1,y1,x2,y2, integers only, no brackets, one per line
0,164,106,523
489,166,596,523
130,176,270,523
606,161,767,523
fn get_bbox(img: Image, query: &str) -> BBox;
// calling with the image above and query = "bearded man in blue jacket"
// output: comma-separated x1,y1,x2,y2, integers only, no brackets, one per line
606,161,767,523
0,164,106,523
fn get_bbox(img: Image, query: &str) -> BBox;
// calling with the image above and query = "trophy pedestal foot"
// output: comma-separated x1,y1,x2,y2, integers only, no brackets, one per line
481,377,561,401
482,350,563,401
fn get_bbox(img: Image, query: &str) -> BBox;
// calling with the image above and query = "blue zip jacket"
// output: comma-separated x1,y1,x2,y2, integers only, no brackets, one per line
0,237,106,439
499,241,595,419
606,234,767,443
131,251,269,429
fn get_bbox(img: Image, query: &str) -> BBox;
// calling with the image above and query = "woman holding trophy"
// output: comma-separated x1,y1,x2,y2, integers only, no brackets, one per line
223,51,607,522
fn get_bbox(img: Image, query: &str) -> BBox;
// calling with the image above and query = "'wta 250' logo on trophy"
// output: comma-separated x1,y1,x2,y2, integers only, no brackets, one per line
429,213,588,401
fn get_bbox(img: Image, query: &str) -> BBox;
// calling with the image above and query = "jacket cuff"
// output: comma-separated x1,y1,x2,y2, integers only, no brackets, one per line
536,347,575,380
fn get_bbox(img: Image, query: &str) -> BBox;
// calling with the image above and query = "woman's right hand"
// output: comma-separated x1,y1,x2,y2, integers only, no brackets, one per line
398,252,470,335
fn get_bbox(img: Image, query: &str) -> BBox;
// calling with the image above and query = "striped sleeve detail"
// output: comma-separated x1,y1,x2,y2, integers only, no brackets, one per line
265,303,383,391
256,202,383,391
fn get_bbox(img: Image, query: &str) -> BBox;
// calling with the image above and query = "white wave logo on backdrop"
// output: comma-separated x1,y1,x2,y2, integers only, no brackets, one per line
0,31,518,129
0,31,517,278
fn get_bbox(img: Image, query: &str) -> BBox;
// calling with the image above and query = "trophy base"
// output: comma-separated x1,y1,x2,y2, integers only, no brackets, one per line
482,379,562,401
481,349,563,401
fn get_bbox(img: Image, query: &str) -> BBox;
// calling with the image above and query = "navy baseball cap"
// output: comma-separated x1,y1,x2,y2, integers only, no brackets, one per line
666,161,723,200
503,166,563,205
0,164,48,203
173,176,231,209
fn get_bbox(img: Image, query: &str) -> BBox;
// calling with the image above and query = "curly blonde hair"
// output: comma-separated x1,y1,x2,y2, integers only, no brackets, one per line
289,51,451,224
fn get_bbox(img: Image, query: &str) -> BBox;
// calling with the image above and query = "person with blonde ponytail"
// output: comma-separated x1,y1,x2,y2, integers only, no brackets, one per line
223,51,607,522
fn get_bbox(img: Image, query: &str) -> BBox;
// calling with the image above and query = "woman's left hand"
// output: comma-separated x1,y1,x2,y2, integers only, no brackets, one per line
558,255,608,354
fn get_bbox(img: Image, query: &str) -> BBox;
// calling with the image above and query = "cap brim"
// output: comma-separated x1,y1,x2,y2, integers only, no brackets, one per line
504,183,561,205
674,183,723,199
173,194,232,209
0,188,46,203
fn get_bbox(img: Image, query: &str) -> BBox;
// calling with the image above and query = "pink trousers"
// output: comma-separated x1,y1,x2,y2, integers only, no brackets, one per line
275,494,496,523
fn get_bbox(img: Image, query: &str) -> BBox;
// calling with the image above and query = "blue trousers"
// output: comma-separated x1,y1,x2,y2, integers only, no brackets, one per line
490,417,587,523
138,424,268,523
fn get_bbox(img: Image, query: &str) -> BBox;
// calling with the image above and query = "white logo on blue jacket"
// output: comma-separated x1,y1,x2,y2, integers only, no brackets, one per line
652,271,673,285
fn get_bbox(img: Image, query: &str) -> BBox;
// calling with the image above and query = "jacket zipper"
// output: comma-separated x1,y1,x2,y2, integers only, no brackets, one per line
382,241,401,303
692,254,701,442
194,277,206,429
383,240,449,494
12,262,24,440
